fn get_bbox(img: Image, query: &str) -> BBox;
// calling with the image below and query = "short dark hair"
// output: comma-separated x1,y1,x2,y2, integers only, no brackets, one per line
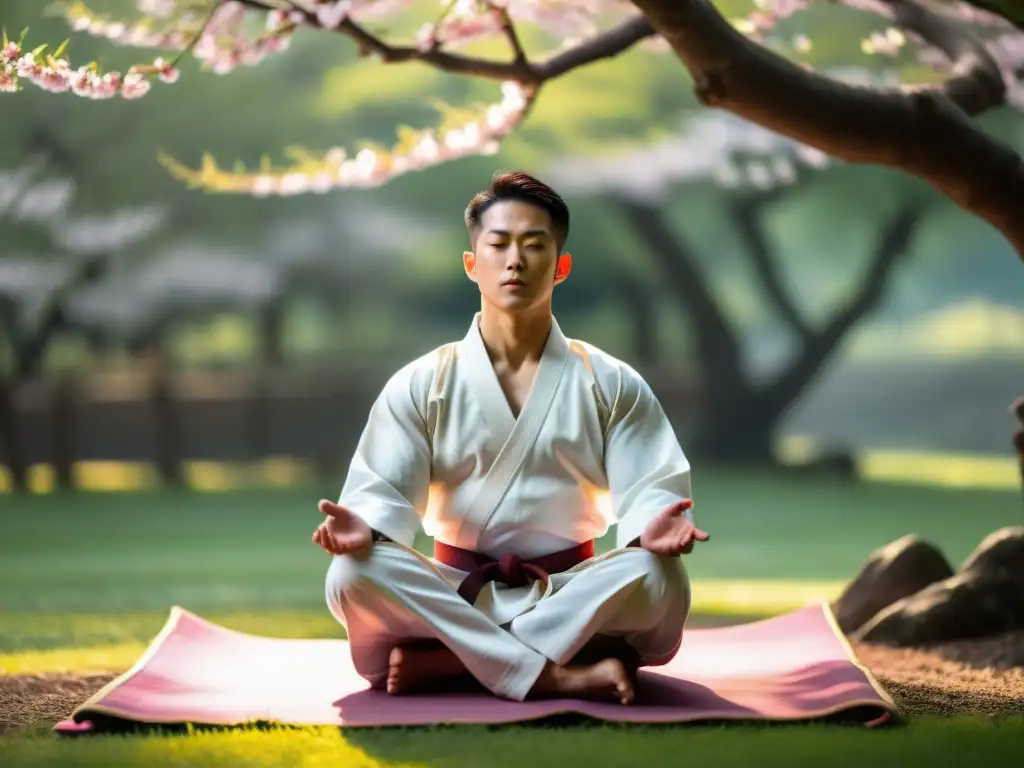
464,170,570,251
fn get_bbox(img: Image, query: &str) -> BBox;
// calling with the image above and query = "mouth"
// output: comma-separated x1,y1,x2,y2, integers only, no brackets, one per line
502,279,525,286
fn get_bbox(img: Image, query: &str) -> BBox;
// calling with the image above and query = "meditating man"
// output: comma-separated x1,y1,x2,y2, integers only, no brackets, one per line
313,170,708,705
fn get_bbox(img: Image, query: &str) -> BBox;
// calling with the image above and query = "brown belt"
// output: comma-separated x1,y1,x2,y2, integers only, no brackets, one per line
433,539,596,605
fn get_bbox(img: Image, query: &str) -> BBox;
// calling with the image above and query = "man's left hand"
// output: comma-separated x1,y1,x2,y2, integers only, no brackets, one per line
640,499,710,557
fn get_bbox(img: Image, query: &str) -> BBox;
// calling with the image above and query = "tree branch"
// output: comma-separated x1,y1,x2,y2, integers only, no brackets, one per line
729,189,815,343
757,201,925,416
612,195,747,397
493,3,528,66
629,0,1024,257
11,256,108,380
235,0,654,85
533,16,655,81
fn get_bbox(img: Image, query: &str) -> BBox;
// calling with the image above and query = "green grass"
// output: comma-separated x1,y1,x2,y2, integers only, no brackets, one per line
1,471,1022,763
0,469,1018,669
2,469,1019,617
4,718,1024,766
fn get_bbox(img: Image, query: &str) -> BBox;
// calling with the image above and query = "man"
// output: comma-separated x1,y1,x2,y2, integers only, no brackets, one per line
313,170,708,705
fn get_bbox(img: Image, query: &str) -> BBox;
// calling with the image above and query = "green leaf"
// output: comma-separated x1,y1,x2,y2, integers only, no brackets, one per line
281,146,322,168
43,1,73,19
52,39,70,59
394,125,425,155
31,43,49,58
354,139,389,156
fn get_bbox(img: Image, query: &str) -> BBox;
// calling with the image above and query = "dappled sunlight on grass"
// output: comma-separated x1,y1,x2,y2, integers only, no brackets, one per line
1,643,149,676
1,727,412,768
859,451,1021,489
848,300,1024,361
774,439,1020,491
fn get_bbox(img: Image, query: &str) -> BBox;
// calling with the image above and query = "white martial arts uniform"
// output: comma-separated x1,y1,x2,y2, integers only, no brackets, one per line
325,313,695,701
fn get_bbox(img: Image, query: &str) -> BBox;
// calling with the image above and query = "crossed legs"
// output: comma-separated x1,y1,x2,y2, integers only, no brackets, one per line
325,543,690,703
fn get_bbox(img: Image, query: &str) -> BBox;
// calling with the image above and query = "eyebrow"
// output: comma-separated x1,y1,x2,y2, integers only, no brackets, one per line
486,229,550,239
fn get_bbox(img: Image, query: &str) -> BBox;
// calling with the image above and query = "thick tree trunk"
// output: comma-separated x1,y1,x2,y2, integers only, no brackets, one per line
249,299,285,461
137,335,183,489
1012,397,1024,509
616,271,658,366
614,193,923,466
689,395,778,464
629,0,1024,257
51,373,77,490
612,197,748,408
0,257,108,492
0,380,28,493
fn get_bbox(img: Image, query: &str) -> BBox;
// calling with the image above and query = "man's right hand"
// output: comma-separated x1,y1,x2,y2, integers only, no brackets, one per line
313,499,374,557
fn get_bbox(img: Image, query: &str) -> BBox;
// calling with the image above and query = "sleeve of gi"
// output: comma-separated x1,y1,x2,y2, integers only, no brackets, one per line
603,365,694,550
336,360,434,548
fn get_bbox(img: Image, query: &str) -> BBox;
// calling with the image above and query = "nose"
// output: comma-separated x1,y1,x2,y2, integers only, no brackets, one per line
505,244,525,270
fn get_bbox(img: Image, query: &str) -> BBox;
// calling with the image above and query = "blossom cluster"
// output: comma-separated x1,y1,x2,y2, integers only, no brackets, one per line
3,0,1022,198
63,1,296,75
163,81,532,194
0,35,178,98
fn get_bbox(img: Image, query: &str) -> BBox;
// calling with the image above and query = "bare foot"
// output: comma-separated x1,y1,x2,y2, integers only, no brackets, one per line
386,644,469,694
529,658,634,705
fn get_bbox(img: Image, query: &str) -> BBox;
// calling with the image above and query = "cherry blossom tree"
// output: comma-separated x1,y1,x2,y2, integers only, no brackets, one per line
548,107,928,462
2,0,1023,255
0,154,166,490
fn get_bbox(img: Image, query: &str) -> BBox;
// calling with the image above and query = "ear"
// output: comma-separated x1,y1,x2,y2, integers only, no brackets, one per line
463,250,477,283
554,253,572,285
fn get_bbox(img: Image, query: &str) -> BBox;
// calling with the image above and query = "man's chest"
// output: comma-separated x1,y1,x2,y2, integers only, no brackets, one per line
429,369,609,486
492,362,538,419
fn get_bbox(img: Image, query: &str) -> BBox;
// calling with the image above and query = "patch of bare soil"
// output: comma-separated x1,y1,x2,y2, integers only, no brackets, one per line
1,674,114,735
2,635,1023,734
853,631,1024,718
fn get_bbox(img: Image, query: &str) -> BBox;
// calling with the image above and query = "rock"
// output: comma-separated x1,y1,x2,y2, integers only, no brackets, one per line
854,527,1024,647
832,534,954,635
1011,396,1024,426
960,526,1024,576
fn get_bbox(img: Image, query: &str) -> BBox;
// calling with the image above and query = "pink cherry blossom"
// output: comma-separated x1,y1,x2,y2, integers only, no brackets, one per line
172,79,533,194
266,9,290,32
136,0,176,18
0,68,17,93
120,71,151,99
316,1,351,29
1,0,1021,197
154,57,180,83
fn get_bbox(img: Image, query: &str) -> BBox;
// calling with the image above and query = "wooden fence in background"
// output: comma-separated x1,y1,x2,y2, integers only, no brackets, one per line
0,366,702,491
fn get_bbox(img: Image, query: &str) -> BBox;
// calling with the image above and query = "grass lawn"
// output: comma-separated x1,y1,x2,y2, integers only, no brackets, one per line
3,718,1024,767
1,468,1022,764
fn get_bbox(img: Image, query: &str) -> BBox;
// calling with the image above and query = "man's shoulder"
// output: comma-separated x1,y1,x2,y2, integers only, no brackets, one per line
382,341,459,398
565,338,650,402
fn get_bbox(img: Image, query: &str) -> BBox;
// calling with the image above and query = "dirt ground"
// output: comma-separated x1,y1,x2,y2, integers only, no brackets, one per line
2,634,1022,734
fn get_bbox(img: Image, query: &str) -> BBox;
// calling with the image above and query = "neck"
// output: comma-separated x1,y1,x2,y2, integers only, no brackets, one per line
477,303,552,369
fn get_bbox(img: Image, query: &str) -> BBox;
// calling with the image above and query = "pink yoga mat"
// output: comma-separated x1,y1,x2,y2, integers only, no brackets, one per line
54,602,898,733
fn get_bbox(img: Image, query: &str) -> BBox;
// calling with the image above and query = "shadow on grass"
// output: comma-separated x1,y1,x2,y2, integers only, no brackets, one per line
48,702,902,742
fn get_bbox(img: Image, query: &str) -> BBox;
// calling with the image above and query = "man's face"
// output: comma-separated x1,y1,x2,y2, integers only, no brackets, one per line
465,199,567,313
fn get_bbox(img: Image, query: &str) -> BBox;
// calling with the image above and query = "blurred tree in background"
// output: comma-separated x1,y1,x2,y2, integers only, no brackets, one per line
2,0,1021,249
0,0,1022,481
